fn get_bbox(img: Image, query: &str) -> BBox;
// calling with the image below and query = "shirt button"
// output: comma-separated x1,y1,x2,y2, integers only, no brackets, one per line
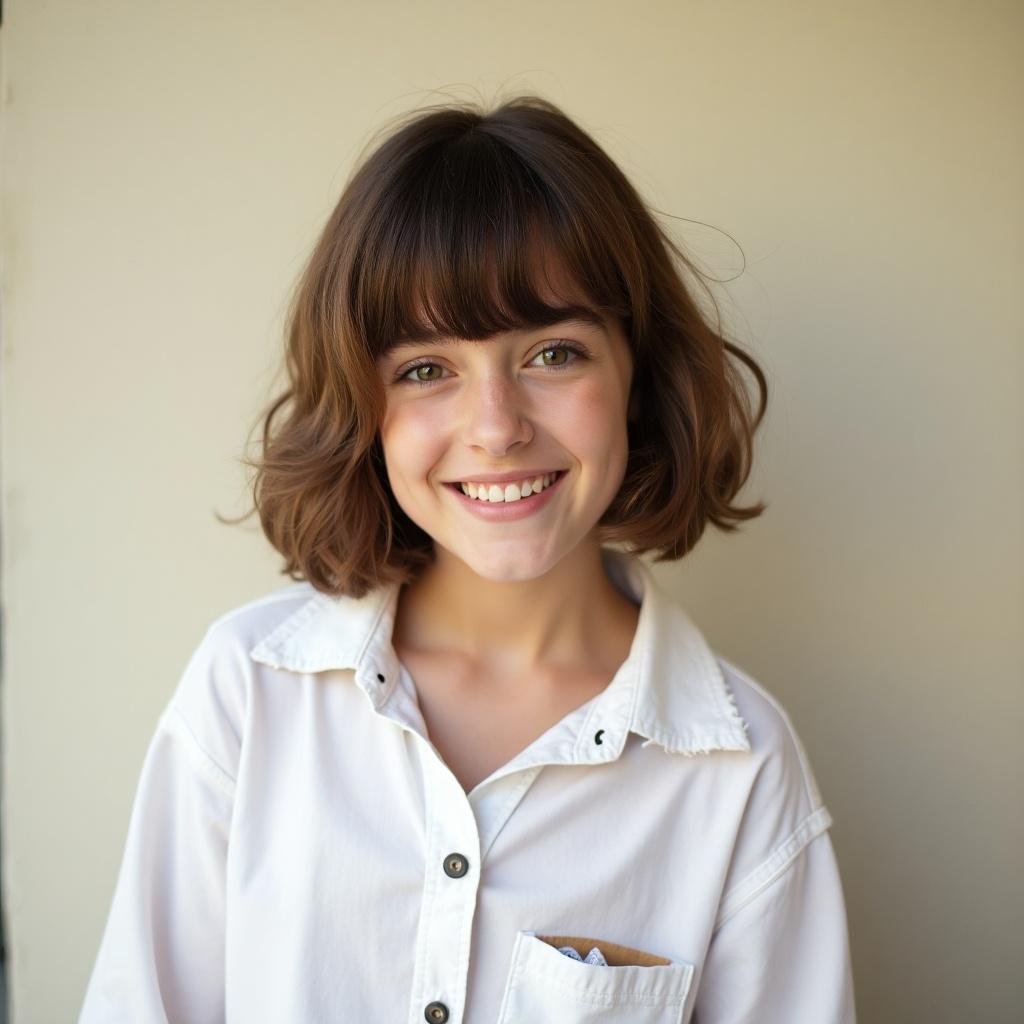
424,1000,449,1022
443,852,469,878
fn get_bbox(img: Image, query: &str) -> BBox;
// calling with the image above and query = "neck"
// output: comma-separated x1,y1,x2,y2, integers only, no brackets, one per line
393,541,638,679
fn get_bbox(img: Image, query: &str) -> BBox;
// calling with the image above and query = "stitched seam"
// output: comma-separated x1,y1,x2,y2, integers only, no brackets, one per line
517,970,688,1006
160,704,237,799
249,592,331,664
355,588,397,698
713,805,832,931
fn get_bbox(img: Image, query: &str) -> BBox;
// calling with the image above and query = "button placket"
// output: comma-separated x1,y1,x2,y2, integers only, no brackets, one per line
406,736,482,1024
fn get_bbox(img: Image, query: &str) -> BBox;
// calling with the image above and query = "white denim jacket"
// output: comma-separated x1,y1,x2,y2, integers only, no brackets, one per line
80,547,856,1023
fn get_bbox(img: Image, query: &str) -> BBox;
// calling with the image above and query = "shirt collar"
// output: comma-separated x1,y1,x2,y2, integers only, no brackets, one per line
249,547,750,758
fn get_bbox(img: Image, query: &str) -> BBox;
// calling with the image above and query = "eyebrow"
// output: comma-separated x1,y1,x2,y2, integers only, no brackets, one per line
385,305,609,352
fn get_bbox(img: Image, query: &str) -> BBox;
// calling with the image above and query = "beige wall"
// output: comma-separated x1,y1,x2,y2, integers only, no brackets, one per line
2,1,1021,1021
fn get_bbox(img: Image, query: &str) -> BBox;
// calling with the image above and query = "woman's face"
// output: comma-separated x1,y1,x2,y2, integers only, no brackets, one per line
376,294,635,584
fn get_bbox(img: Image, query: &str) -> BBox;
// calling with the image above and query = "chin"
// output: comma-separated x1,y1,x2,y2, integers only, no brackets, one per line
452,544,561,584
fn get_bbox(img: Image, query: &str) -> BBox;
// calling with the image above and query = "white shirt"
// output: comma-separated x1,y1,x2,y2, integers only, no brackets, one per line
79,547,856,1023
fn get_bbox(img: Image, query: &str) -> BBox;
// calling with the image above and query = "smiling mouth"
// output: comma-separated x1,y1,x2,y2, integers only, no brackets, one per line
444,469,567,504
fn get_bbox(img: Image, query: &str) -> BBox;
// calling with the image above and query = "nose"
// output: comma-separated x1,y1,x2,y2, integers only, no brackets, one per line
460,373,534,457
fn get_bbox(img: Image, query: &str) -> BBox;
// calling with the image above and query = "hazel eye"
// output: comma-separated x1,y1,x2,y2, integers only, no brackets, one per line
400,363,445,384
540,347,569,366
530,342,586,369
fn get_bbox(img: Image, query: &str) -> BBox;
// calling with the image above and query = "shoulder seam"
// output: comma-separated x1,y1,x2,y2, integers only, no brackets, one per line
158,704,237,800
713,805,833,931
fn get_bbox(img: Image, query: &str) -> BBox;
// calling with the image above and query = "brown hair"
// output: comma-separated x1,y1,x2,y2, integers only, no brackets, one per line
226,94,768,598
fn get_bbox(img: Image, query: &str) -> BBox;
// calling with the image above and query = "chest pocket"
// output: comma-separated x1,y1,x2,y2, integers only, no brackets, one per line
495,930,695,1024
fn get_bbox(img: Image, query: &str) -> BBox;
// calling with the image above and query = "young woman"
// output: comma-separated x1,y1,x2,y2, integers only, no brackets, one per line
80,95,856,1023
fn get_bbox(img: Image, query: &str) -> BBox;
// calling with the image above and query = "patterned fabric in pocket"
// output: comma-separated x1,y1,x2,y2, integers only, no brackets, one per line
495,930,694,1024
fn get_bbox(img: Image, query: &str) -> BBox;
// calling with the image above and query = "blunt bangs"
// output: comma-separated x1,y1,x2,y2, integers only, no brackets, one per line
351,118,637,359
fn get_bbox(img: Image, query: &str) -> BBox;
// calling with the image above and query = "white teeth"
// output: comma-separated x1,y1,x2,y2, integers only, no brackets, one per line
459,472,559,503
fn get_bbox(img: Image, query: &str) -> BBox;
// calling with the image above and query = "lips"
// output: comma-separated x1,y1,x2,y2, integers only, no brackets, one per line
444,468,568,521
450,471,569,503
445,469,567,486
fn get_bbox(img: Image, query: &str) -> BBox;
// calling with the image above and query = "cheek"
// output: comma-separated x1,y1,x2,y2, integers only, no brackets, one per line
557,379,630,468
379,400,450,481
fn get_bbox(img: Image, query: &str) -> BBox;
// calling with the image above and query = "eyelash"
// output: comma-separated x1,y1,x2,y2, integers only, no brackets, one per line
394,341,589,388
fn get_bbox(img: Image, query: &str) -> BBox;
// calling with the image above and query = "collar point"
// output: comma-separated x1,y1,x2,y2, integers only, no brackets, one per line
248,640,283,670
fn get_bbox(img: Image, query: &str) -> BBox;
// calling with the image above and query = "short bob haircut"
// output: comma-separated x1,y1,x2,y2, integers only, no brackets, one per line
231,94,768,599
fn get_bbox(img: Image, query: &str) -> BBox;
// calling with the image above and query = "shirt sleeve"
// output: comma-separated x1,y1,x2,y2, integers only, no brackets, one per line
694,820,857,1024
78,639,240,1024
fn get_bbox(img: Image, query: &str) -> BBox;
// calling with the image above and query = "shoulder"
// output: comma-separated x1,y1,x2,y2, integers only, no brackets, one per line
711,655,835,922
201,580,320,653
177,580,317,696
716,655,826,814
159,581,318,783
